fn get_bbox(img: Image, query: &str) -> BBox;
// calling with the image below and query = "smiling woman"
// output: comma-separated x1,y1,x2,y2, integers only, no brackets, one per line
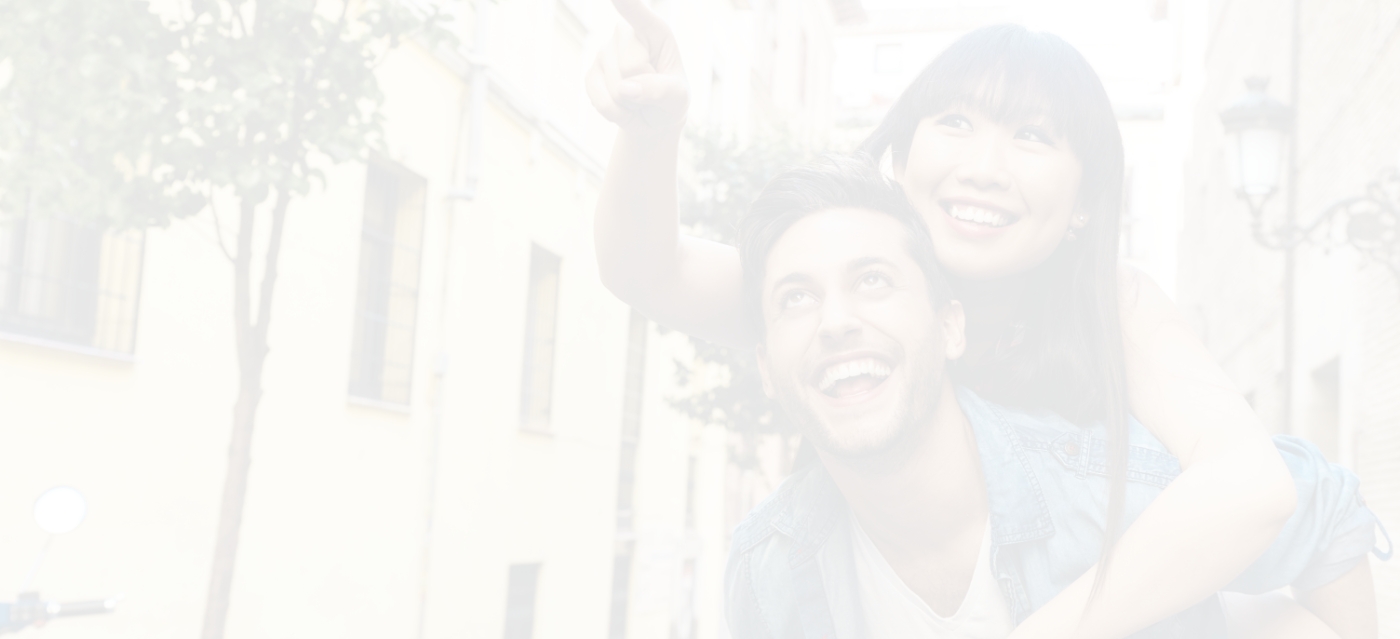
861,24,1124,427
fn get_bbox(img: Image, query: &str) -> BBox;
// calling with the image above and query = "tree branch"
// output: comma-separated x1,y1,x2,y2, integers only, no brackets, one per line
252,187,290,347
210,197,236,263
232,197,256,371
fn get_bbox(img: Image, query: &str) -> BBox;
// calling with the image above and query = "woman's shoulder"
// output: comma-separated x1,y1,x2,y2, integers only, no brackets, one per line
1115,261,1196,343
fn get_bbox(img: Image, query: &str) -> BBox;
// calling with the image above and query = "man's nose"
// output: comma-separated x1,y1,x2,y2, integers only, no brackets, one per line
817,294,862,344
953,133,1011,191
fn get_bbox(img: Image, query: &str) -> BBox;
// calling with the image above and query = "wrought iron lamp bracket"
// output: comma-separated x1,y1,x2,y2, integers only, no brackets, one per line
1248,166,1400,278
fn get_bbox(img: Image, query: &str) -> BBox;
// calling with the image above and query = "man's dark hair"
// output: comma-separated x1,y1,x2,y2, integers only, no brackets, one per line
736,153,953,341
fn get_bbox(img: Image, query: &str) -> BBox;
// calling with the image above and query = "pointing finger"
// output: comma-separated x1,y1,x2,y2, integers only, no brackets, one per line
610,0,671,46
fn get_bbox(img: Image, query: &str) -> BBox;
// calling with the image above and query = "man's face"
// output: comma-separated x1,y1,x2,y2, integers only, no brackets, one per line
756,208,965,459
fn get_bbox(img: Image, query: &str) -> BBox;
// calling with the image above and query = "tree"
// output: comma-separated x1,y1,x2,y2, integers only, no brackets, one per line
0,2,450,637
173,5,453,637
671,126,811,468
0,0,199,227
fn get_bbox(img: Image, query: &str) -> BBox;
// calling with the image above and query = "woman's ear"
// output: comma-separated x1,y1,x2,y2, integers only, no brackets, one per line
941,300,966,361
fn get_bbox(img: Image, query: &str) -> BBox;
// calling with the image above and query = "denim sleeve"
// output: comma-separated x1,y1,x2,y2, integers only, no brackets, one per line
1226,435,1382,593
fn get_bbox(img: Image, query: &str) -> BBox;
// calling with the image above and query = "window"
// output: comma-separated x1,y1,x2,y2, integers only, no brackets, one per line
348,162,426,405
684,455,698,531
519,245,561,431
504,563,542,639
607,309,648,639
1307,358,1341,460
606,552,633,639
0,215,143,354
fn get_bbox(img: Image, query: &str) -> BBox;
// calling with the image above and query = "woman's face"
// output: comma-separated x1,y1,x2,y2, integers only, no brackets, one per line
895,107,1085,281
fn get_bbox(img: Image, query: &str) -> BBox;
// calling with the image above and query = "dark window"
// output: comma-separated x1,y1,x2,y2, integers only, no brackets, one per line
520,245,562,431
607,552,634,639
608,309,648,639
0,215,143,353
684,455,698,531
349,162,426,404
504,563,541,639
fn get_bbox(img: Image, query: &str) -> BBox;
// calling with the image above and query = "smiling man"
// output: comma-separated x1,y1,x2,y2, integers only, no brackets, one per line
724,155,1383,639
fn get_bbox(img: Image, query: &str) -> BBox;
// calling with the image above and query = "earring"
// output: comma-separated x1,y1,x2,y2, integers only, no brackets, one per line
1065,228,1078,242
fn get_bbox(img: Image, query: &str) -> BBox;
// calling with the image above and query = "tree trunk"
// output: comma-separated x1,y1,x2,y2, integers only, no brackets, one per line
201,189,291,639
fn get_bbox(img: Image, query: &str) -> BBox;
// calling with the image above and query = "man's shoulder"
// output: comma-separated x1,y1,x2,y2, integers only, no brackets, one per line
955,386,1081,440
956,386,1181,490
730,464,839,554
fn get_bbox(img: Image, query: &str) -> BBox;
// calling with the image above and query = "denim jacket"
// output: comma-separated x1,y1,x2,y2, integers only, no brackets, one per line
725,387,1387,639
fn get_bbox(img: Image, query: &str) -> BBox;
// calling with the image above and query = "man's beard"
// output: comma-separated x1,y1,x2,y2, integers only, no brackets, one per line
771,354,945,462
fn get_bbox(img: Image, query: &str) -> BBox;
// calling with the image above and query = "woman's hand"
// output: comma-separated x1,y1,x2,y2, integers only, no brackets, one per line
587,0,751,347
586,0,689,136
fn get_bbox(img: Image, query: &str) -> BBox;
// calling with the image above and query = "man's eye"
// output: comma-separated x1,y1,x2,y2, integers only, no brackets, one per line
856,272,891,291
936,113,972,131
780,289,815,309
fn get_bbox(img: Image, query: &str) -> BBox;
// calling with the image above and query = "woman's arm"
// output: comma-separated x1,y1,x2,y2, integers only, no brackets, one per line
1295,560,1378,639
1008,267,1298,639
1223,591,1342,639
586,0,752,348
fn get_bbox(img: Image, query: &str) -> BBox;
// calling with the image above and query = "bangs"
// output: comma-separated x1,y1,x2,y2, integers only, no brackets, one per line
949,63,1068,139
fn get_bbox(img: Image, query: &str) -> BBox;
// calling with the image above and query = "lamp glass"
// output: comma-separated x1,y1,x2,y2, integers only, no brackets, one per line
34,486,87,535
1239,128,1285,197
1225,125,1285,205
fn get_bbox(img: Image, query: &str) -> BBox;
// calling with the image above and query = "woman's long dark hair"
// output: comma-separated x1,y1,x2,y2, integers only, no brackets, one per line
860,24,1130,604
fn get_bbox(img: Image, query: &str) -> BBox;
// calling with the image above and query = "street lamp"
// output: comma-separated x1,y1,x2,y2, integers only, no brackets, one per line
1220,76,1292,214
1220,77,1400,277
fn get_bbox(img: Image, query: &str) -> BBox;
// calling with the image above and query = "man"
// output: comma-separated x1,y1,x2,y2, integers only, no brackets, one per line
725,155,1383,638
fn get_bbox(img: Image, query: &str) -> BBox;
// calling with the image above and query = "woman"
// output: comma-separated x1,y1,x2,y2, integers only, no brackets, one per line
585,3,1377,637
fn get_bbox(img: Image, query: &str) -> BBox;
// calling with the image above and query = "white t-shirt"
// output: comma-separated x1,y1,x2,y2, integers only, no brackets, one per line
818,512,1016,638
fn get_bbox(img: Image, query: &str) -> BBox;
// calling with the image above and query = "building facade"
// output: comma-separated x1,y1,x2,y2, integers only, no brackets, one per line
1170,0,1400,633
0,1,857,638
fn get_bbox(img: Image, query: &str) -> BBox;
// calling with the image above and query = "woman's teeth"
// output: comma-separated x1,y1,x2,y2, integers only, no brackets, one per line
946,204,1013,228
818,358,892,395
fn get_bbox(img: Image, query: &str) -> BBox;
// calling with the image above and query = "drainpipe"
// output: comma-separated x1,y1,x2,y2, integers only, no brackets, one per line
1281,0,1301,435
415,2,492,637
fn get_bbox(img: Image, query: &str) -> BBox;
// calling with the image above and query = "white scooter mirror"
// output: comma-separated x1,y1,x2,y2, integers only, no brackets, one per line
33,486,87,536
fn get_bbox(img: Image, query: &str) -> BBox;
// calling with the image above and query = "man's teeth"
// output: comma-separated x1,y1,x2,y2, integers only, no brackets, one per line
817,358,892,393
946,204,1013,228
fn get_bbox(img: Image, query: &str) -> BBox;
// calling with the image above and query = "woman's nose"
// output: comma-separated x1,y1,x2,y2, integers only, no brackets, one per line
953,134,1011,191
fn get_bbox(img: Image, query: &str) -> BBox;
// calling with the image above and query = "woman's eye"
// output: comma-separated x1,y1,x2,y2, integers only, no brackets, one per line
779,289,815,310
936,114,972,131
856,272,892,291
1015,125,1056,146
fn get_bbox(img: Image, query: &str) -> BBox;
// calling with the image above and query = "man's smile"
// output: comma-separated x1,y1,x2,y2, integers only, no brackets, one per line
811,353,896,404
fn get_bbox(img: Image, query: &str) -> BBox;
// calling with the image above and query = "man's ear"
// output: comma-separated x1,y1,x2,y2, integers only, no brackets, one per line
756,344,776,399
941,300,966,361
